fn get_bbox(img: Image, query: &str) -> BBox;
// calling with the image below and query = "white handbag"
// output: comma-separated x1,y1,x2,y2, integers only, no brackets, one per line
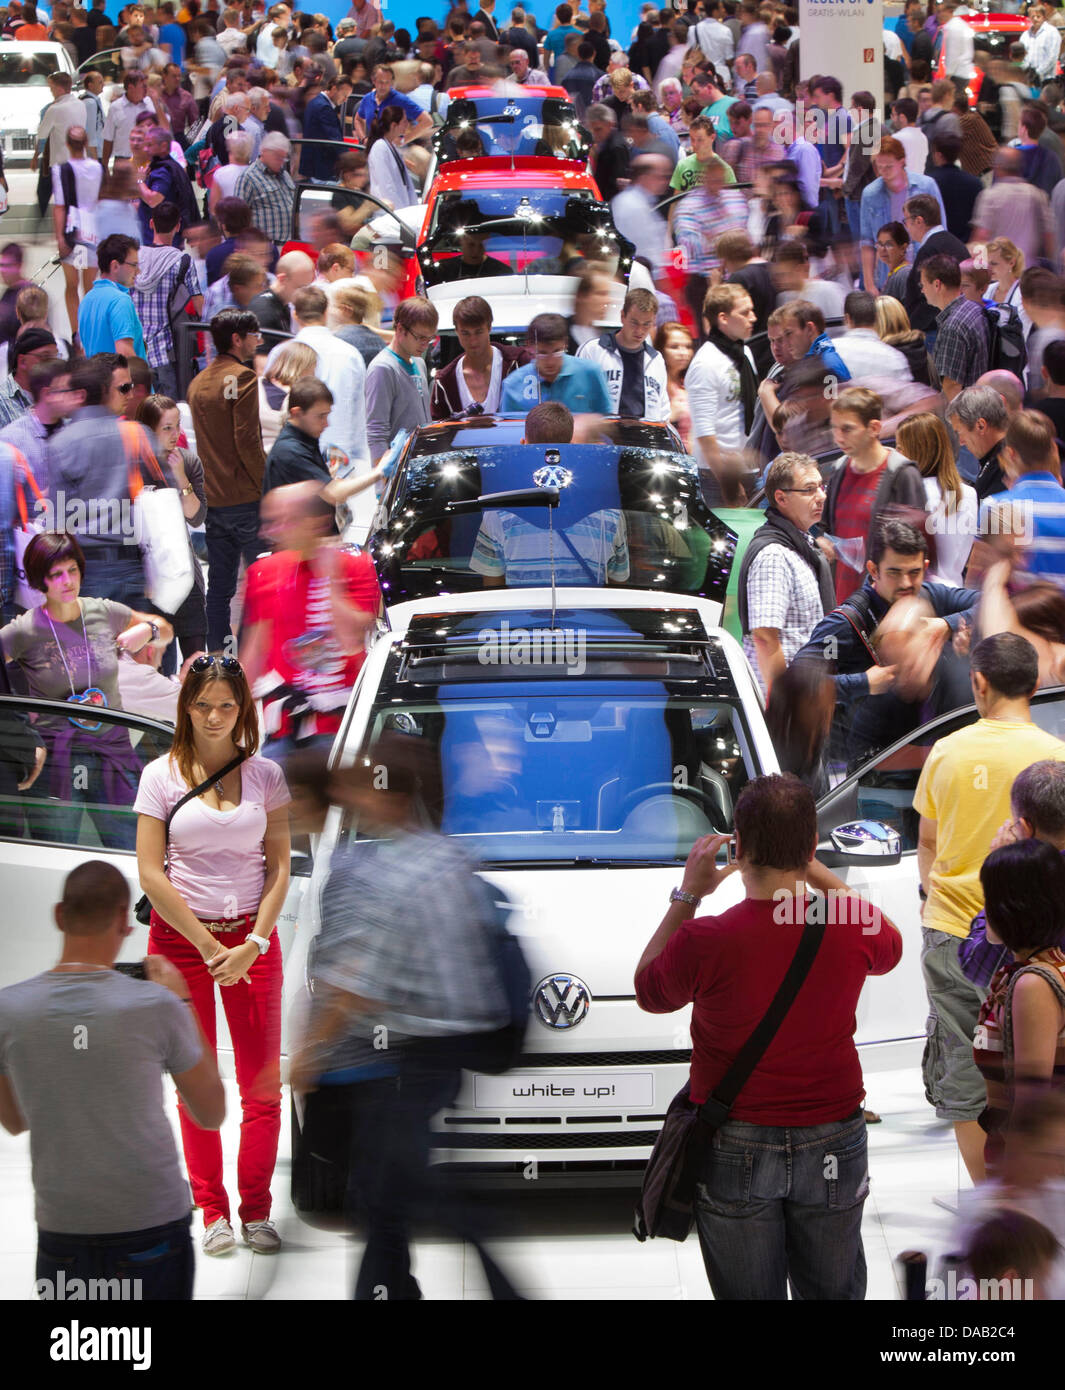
121,422,195,617
134,484,195,616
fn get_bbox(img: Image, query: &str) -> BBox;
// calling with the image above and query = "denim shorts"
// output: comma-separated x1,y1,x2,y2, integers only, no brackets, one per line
921,926,988,1123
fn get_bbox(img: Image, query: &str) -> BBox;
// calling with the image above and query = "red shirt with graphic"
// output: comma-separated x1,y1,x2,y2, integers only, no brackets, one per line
243,548,380,741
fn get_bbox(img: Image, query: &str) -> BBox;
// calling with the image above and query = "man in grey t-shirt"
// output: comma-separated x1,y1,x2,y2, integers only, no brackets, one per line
0,861,224,1300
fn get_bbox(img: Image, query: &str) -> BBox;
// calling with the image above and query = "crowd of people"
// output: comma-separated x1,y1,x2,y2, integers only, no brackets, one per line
0,0,1062,1306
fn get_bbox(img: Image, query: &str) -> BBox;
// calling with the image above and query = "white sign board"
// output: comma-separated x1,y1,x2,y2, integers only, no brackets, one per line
798,0,885,111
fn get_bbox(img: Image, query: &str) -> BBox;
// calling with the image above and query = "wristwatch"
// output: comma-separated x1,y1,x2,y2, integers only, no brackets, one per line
247,933,271,955
180,482,194,497
670,887,700,908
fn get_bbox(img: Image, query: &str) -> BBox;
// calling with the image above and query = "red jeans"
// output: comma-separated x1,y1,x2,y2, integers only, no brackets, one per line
148,909,283,1228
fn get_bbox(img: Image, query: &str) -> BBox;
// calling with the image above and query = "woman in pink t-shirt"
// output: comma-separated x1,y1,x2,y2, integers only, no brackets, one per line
135,656,291,1258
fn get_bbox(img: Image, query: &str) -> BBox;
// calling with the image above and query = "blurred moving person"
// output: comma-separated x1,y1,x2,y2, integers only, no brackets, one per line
290,733,524,1300
240,483,380,763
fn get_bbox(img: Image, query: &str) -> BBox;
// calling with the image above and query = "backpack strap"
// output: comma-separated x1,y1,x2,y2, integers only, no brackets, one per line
119,419,168,498
837,588,881,667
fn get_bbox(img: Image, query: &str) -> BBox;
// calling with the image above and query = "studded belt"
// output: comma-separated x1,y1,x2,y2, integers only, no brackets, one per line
197,913,257,933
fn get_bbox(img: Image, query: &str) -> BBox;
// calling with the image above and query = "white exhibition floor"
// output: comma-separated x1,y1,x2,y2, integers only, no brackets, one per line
0,1065,969,1302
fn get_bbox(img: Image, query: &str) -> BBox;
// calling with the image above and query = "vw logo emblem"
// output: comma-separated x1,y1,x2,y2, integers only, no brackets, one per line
533,974,591,1029
534,465,574,490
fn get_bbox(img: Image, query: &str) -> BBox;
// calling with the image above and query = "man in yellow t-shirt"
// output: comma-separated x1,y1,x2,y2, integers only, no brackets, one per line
913,632,1065,1185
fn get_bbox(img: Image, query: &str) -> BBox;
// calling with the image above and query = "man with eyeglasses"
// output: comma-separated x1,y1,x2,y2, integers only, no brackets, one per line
365,296,438,466
501,312,611,419
508,47,548,83
737,451,834,697
77,236,146,361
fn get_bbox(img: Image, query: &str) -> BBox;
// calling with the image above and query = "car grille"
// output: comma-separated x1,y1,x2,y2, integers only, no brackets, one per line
517,1049,690,1068
433,1129,661,1149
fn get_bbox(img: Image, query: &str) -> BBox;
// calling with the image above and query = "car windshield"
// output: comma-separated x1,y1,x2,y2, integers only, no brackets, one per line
0,51,60,83
371,444,737,604
348,681,756,866
438,96,587,162
977,26,1024,58
404,418,686,459
421,188,623,283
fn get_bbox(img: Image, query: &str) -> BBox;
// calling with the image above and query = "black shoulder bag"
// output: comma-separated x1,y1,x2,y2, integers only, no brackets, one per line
634,910,826,1242
134,752,245,925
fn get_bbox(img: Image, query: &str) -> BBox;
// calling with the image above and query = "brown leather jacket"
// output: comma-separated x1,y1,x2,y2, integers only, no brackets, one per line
186,352,267,508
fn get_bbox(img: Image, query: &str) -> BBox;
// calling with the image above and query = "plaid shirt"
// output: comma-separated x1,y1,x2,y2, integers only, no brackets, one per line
0,377,30,430
933,294,989,389
235,159,295,247
741,541,826,697
718,136,785,186
311,828,509,1040
131,252,201,371
672,186,749,275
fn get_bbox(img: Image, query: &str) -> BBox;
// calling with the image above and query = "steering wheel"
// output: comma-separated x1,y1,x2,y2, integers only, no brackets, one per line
618,781,724,828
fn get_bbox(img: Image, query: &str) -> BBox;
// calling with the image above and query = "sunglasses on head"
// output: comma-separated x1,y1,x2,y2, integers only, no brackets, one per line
190,654,244,677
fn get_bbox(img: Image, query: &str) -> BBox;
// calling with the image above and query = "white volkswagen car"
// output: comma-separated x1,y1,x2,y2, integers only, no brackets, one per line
289,437,1040,1186
0,40,77,165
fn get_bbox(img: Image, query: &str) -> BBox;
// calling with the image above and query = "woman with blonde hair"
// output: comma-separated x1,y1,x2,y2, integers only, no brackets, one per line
329,282,386,365
254,340,320,452
987,238,1030,332
875,295,933,386
895,411,977,587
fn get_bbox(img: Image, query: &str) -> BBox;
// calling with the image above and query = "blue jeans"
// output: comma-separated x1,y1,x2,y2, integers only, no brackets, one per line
152,362,179,400
205,501,263,652
37,1214,194,1301
693,1109,868,1300
82,552,149,612
348,1048,521,1301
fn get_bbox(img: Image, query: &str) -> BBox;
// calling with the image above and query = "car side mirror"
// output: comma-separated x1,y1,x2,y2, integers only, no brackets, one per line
818,819,901,868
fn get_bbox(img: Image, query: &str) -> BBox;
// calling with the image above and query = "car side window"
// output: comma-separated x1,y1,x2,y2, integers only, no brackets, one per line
854,706,981,851
0,699,173,854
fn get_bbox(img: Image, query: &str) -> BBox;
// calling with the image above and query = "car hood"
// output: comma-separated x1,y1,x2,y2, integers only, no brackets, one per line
0,91,46,125
426,273,623,332
482,863,746,1000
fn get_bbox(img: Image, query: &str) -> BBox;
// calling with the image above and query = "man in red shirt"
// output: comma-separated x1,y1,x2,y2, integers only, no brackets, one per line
240,482,380,762
635,773,901,1300
819,386,925,605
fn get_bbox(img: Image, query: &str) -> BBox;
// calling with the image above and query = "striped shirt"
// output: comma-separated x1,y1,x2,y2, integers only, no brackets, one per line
974,947,1065,1161
672,186,749,276
980,473,1065,584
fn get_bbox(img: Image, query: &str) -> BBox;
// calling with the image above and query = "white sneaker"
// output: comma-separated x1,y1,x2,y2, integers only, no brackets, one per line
203,1218,236,1256
241,1219,281,1254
